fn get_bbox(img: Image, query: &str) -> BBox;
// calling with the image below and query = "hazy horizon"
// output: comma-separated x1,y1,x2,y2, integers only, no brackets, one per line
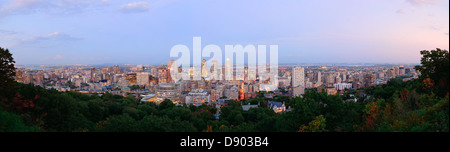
15,62,420,67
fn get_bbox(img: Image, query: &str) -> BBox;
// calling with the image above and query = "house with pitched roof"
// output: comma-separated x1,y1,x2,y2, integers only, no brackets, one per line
268,101,286,113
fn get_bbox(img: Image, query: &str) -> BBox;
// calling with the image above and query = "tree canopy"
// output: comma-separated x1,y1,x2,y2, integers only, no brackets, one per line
0,47,16,98
415,48,449,97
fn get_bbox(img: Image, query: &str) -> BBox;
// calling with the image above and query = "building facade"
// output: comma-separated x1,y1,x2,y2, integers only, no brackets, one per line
292,67,305,97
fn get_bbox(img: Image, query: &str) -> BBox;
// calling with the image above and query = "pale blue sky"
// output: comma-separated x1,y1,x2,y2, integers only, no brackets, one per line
0,0,448,65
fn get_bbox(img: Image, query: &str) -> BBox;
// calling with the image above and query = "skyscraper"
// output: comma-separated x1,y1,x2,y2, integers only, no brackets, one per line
90,67,95,83
158,65,169,84
394,67,400,77
113,65,119,74
342,72,346,82
326,74,335,84
225,58,231,80
137,72,150,85
292,67,305,97
317,71,322,83
150,68,157,77
107,67,113,73
399,66,405,75
168,60,175,83
306,71,314,82
211,59,220,80
388,68,395,77
201,59,207,78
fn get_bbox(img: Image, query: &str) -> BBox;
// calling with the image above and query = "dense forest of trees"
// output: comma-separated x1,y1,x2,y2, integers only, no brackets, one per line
0,47,448,132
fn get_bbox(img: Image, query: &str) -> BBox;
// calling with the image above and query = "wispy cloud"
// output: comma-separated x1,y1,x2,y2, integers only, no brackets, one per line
427,25,441,31
418,25,447,32
12,31,81,47
0,0,47,16
119,1,150,13
45,31,82,41
0,0,109,17
406,0,440,6
27,31,81,42
54,54,64,60
0,29,18,35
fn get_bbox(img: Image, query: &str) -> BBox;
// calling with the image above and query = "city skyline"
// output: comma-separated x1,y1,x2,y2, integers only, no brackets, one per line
1,0,449,65
13,60,420,106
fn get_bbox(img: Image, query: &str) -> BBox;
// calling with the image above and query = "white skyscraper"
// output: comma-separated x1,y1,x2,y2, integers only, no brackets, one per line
211,59,221,80
201,59,207,78
292,67,305,97
225,58,231,80
342,72,347,82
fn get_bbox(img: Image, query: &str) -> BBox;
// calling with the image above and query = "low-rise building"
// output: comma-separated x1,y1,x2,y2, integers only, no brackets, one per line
155,83,180,104
241,103,259,111
268,101,286,113
185,89,210,106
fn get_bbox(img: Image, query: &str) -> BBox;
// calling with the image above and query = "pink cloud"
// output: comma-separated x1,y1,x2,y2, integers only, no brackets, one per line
54,54,64,60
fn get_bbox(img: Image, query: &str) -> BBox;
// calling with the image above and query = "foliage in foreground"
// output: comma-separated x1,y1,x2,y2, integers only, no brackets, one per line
0,78,447,132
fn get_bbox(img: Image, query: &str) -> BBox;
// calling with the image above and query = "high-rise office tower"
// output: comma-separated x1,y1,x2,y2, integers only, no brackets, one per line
342,72,346,82
158,65,169,84
326,74,335,84
150,68,157,77
36,71,44,84
292,67,305,97
225,58,231,80
306,71,314,82
317,71,322,83
399,66,405,75
388,68,395,77
211,59,220,80
201,59,207,78
90,67,95,83
168,60,175,83
394,67,399,77
113,65,119,74
137,72,150,85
